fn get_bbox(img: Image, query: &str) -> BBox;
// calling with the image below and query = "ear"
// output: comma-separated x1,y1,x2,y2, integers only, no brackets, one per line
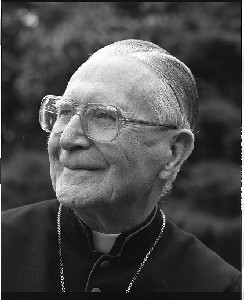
159,129,194,181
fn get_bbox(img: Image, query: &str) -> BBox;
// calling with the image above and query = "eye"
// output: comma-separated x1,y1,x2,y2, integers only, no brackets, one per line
59,109,72,116
93,108,117,120
95,111,114,119
56,101,74,119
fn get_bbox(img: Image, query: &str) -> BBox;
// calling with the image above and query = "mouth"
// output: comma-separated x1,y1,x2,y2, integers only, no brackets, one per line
70,168,103,171
62,166,106,172
61,167,106,180
59,152,109,171
59,157,108,171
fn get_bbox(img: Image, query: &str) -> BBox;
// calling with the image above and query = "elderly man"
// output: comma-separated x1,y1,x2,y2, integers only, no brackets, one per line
2,39,241,292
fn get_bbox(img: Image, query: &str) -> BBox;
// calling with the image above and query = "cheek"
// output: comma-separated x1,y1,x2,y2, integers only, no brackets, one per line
48,134,62,189
118,132,171,179
122,130,160,157
48,134,61,159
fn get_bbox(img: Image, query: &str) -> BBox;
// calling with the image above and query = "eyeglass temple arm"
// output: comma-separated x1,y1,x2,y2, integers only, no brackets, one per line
122,118,177,129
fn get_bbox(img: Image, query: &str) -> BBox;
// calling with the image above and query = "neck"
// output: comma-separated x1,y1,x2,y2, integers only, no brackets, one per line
73,204,156,234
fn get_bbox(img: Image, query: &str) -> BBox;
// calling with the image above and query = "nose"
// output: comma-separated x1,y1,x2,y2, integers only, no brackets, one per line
59,114,92,151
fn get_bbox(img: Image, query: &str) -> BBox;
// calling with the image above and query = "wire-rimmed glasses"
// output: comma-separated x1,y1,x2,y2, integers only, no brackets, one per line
39,95,177,142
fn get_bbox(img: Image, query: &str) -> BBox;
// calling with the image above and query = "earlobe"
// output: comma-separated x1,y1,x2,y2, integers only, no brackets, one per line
158,129,194,180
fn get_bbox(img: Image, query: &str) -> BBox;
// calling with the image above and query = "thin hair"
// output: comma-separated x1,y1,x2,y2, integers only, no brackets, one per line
90,39,198,132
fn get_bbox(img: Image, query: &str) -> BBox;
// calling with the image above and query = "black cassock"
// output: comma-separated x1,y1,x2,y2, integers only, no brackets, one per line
2,199,241,292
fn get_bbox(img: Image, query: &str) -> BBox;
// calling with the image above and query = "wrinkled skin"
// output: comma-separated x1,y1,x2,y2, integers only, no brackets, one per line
48,55,191,233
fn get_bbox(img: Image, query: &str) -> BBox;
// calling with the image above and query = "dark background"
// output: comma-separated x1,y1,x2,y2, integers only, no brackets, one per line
2,2,241,270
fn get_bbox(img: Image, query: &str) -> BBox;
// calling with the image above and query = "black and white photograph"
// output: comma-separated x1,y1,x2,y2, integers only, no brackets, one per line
2,2,241,293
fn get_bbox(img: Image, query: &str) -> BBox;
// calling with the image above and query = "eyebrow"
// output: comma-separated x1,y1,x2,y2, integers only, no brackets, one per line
62,83,114,105
56,97,77,108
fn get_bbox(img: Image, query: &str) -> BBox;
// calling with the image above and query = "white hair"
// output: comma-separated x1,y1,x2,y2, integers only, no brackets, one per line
90,39,198,132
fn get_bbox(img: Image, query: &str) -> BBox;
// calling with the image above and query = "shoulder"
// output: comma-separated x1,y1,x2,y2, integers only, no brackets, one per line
162,220,241,292
2,199,59,240
2,199,59,222
2,199,60,292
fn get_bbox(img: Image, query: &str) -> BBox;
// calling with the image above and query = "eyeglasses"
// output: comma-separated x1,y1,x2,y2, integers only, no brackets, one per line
39,95,177,142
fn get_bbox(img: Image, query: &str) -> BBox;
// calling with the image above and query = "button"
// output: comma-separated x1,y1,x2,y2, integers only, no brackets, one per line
91,287,101,292
99,260,111,270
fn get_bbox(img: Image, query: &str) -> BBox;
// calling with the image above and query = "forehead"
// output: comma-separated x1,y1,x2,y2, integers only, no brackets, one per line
63,55,161,118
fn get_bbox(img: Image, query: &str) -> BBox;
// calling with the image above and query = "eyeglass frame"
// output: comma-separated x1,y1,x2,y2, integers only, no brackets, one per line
39,95,178,142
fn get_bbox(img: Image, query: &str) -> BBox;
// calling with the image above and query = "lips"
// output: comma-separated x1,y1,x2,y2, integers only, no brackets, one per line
64,165,104,170
59,151,108,170
60,161,107,170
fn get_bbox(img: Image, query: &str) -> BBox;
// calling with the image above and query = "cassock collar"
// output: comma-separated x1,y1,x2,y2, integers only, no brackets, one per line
60,204,164,258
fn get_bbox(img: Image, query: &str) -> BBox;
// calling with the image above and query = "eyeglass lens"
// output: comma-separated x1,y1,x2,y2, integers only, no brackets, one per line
39,97,119,142
84,106,118,141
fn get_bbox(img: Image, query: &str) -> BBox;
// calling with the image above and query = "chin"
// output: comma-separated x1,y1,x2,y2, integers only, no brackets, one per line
56,183,110,211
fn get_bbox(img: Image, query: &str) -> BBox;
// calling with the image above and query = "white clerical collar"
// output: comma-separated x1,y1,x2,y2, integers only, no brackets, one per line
92,230,120,254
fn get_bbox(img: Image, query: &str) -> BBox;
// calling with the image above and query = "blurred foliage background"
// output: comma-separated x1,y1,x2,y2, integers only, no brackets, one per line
2,2,241,270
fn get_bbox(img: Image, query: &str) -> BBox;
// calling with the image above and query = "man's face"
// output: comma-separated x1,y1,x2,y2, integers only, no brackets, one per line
48,55,172,214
